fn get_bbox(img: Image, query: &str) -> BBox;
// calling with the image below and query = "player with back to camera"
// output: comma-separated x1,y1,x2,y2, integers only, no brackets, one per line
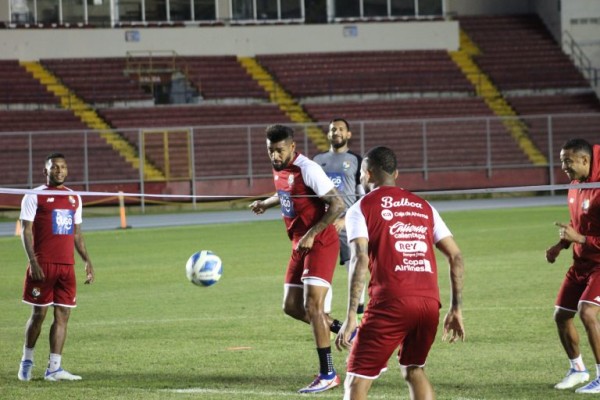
313,118,367,320
546,138,600,394
250,124,346,394
18,152,95,382
336,146,465,400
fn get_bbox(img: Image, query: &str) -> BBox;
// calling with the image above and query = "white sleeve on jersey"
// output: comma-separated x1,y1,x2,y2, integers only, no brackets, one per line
20,194,38,222
74,194,83,225
345,199,368,243
431,205,452,243
297,155,335,197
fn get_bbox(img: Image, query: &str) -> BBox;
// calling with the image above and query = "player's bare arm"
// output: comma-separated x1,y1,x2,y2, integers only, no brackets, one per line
297,188,344,251
336,237,369,351
436,236,465,343
249,194,280,215
20,220,44,281
74,224,94,284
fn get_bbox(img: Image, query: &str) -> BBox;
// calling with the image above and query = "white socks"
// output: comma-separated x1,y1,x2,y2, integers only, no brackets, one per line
569,355,586,372
22,346,34,362
48,353,62,372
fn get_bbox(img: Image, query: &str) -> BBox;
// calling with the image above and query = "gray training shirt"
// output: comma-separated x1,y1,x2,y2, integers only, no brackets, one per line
313,150,362,211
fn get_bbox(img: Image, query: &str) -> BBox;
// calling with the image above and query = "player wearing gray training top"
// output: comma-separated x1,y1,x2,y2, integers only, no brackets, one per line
314,118,366,317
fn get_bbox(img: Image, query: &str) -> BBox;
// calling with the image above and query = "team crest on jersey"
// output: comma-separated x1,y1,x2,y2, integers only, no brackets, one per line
31,287,41,298
342,161,351,170
582,199,590,213
287,174,294,186
68,195,76,206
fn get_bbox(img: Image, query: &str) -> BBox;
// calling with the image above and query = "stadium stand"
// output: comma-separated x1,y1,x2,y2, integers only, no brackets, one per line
507,93,600,156
2,15,598,192
180,56,270,100
0,60,58,105
256,50,475,98
40,55,268,106
98,103,290,129
0,109,87,132
98,104,293,178
40,58,154,105
458,14,589,91
304,97,531,169
0,109,140,185
0,132,141,185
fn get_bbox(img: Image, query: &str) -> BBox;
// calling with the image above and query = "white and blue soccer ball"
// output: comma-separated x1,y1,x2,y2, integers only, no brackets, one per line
185,250,223,287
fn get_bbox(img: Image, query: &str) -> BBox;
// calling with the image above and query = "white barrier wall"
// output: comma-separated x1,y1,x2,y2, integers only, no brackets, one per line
0,20,459,60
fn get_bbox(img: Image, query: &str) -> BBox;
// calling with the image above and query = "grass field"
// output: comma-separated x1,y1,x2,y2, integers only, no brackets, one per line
0,204,592,399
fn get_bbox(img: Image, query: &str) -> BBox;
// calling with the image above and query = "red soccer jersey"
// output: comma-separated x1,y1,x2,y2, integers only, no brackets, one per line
568,144,600,266
346,186,452,304
273,153,337,243
20,185,82,265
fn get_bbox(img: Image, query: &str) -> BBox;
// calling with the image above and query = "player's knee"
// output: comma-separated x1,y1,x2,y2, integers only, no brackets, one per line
30,307,48,323
554,307,576,325
579,303,600,327
304,297,325,319
401,365,423,382
283,301,304,320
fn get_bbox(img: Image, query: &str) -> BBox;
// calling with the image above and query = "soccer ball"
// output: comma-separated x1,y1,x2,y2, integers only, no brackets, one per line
185,250,223,287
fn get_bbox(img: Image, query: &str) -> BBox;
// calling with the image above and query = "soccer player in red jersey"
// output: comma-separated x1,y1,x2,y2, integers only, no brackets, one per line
546,139,600,393
336,146,465,400
250,125,346,393
18,153,95,382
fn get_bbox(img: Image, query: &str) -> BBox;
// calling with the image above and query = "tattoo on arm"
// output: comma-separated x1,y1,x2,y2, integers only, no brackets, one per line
348,240,369,314
309,189,344,236
449,252,464,308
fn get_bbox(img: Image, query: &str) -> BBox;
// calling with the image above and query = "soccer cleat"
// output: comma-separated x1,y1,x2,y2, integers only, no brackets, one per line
44,368,82,381
554,368,589,390
576,376,600,393
298,373,340,393
18,360,33,381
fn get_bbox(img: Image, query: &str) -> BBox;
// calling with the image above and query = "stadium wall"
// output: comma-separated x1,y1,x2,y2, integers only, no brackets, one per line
559,0,600,83
0,20,458,60
445,0,533,16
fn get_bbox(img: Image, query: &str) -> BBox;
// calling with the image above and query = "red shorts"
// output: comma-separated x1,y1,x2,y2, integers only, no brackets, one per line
23,263,77,307
556,265,600,311
347,296,440,378
285,233,339,286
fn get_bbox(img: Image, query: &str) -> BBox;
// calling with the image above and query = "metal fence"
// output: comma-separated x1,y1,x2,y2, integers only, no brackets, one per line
1,112,598,195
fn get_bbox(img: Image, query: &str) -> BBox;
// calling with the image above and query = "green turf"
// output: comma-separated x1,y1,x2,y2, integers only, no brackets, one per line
0,205,591,399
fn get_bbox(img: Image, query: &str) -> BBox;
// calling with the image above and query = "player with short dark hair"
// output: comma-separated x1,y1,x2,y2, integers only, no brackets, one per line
546,138,600,393
18,152,95,382
250,124,346,394
336,146,465,400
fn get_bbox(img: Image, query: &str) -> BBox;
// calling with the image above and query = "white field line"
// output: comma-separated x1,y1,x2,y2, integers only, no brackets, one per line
167,387,489,399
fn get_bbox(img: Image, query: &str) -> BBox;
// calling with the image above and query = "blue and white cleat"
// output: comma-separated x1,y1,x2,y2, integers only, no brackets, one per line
44,368,82,381
298,372,340,393
576,376,600,394
18,360,33,381
554,368,589,390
